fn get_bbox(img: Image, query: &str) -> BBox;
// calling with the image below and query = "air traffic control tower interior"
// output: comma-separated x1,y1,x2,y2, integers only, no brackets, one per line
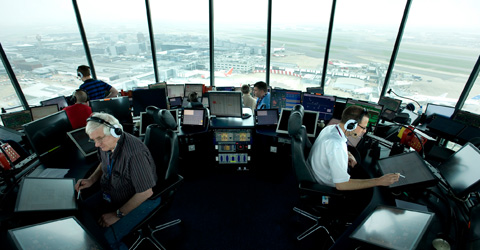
1,0,480,249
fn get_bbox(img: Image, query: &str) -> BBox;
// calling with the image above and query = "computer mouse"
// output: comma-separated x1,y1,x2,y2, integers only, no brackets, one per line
432,238,450,250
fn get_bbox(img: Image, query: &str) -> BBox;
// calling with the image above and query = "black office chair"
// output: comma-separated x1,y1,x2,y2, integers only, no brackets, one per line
288,104,346,243
127,106,184,250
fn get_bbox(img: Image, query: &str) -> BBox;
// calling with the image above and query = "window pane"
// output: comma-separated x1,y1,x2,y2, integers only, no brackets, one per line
78,0,154,90
214,0,268,87
391,0,480,113
0,0,86,106
328,0,406,101
0,69,22,112
150,0,209,86
271,0,332,91
464,74,480,114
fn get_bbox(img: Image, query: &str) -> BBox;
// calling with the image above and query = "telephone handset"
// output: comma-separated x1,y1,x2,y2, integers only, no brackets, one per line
0,142,21,170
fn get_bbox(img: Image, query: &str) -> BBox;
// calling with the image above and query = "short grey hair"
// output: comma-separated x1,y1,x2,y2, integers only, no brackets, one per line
85,112,123,136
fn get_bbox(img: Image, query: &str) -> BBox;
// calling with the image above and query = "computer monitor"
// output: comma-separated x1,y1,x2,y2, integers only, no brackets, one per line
30,104,59,121
168,96,183,108
184,83,203,98
378,96,402,112
453,110,480,128
139,109,179,136
255,109,279,126
182,108,205,126
22,110,72,157
1,110,32,131
208,91,243,118
301,93,335,121
15,177,77,212
350,205,434,250
89,96,132,124
215,86,235,91
148,82,166,90
67,127,96,157
270,89,302,111
167,84,185,97
40,96,68,110
306,87,324,95
424,103,455,118
202,96,209,108
345,99,383,131
131,88,168,116
276,108,319,137
437,142,480,198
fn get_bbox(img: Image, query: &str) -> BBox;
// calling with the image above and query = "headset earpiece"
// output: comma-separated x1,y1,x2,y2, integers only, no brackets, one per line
345,119,358,131
87,116,122,138
77,71,83,78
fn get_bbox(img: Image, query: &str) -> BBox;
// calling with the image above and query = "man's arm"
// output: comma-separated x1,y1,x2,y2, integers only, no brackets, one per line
106,86,119,98
75,163,103,192
335,173,400,191
98,188,154,227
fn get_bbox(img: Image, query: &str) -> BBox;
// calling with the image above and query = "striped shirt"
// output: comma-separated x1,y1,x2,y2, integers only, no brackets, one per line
98,132,157,206
80,79,113,101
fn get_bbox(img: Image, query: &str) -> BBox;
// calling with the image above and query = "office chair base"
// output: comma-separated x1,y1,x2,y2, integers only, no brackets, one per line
293,207,335,244
129,219,182,250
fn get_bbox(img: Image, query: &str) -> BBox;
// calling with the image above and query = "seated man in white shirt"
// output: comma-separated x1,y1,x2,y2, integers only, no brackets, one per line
308,105,400,190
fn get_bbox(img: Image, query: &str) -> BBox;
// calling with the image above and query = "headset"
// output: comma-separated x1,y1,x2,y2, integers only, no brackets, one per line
87,116,122,138
71,89,89,103
345,108,369,132
77,71,83,78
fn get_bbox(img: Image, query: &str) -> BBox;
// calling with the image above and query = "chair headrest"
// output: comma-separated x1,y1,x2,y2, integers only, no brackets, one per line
288,104,304,137
146,106,176,130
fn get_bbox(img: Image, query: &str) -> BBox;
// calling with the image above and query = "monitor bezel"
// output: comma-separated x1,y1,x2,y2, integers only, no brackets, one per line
67,127,97,157
182,108,205,126
30,104,59,121
276,108,319,138
1,109,33,131
270,89,302,111
301,93,336,121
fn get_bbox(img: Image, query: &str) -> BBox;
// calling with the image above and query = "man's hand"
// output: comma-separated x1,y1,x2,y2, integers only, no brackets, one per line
75,178,94,192
98,212,120,227
377,173,400,186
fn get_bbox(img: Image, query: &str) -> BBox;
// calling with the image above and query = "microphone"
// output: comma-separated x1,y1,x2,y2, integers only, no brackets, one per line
353,133,358,137
388,89,422,114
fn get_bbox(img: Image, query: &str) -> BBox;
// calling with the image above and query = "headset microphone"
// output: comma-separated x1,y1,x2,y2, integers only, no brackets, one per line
353,133,358,137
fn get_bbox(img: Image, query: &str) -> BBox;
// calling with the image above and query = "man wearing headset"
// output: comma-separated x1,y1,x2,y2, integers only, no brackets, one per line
253,81,270,109
75,113,158,250
77,65,119,101
63,89,92,129
307,105,400,191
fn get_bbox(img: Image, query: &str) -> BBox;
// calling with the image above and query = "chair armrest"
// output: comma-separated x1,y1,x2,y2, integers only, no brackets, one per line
151,175,184,200
299,182,346,198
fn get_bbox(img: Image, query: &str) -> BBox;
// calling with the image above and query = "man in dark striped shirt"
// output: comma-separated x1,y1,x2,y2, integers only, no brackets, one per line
75,112,158,250
77,65,119,101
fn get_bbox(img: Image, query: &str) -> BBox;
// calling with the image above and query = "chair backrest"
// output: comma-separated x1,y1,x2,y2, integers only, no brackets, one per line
144,107,179,194
288,104,317,183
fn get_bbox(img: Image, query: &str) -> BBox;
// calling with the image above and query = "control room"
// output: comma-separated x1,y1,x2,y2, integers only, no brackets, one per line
1,1,480,249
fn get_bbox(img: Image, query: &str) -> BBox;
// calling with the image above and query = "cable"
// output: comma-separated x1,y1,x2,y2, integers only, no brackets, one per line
387,89,422,114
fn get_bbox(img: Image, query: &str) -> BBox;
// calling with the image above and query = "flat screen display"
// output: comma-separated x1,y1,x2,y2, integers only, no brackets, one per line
67,127,96,157
255,109,279,126
30,104,59,121
1,110,32,131
378,96,402,112
276,108,319,137
270,89,302,111
167,84,185,97
132,88,168,116
184,83,203,98
40,96,68,110
183,109,205,126
23,110,72,156
208,91,243,118
89,96,132,124
302,93,335,121
438,142,480,198
350,205,434,250
345,99,383,131
425,103,455,118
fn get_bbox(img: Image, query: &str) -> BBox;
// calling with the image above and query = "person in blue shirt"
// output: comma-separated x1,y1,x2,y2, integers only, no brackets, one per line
77,65,119,101
253,81,270,109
